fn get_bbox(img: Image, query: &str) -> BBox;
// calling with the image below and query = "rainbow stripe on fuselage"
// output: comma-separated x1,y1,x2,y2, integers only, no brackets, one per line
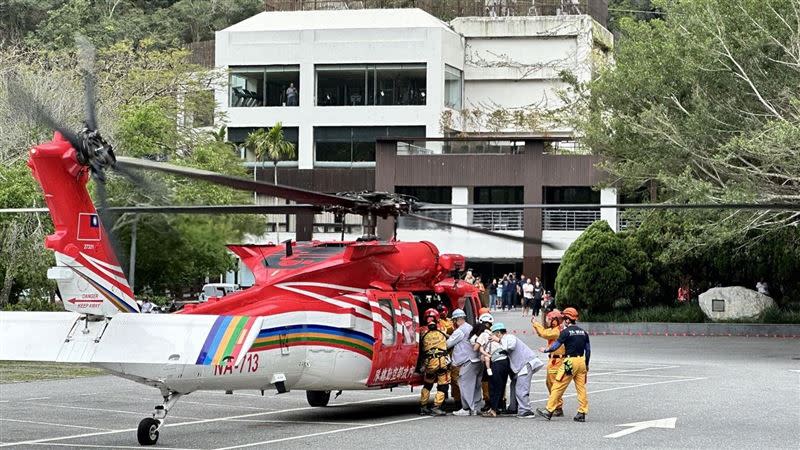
195,315,258,365
248,324,374,359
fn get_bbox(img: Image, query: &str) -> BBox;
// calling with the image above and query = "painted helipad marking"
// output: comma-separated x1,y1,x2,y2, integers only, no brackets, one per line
604,417,677,438
0,418,111,431
28,403,201,421
212,416,430,450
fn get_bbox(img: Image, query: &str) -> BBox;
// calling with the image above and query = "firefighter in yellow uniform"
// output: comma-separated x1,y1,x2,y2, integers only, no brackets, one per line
532,309,566,417
536,307,590,422
437,304,460,405
420,308,450,416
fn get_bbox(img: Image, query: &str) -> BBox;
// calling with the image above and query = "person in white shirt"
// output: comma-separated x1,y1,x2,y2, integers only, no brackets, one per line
523,279,534,317
140,299,154,313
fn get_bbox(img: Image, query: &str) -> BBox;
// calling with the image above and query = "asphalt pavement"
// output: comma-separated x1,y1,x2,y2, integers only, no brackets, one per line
1,310,798,449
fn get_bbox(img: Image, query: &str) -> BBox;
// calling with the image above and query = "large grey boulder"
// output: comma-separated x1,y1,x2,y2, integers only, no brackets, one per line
698,286,775,321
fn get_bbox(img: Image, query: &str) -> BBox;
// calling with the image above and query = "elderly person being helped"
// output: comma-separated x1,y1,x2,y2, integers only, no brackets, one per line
446,309,483,416
489,322,544,418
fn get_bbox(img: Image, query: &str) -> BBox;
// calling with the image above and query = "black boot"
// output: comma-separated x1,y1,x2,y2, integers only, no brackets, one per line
420,406,431,416
535,408,553,420
574,412,586,422
553,408,564,417
430,407,447,416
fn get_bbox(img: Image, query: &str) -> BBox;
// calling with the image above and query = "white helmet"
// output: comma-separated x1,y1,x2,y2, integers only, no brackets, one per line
479,313,494,324
451,309,466,319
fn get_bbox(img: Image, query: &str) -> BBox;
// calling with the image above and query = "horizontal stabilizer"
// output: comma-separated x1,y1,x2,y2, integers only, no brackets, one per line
0,312,262,367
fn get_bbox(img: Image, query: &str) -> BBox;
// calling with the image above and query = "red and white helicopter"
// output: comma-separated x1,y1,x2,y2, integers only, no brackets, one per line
0,49,546,446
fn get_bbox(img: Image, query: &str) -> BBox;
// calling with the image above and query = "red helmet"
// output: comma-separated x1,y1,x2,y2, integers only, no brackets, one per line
546,309,563,325
562,307,579,321
436,303,449,318
424,308,440,324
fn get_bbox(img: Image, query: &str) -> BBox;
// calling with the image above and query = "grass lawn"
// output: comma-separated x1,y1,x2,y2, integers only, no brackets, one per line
0,361,106,383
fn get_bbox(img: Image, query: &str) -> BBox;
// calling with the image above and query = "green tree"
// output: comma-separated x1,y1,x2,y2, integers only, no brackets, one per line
555,220,639,313
576,0,800,234
245,122,296,187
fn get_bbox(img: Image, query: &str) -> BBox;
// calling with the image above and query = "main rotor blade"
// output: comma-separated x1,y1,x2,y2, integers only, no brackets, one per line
0,205,320,215
116,157,365,209
6,76,83,152
109,205,320,214
75,34,98,130
94,178,129,279
417,203,800,210
405,213,552,248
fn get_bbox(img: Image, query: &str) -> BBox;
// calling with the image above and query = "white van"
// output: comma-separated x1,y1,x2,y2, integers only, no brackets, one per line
199,283,240,302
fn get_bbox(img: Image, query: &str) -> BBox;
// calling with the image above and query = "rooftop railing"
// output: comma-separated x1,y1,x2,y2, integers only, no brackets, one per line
264,0,609,26
471,209,524,231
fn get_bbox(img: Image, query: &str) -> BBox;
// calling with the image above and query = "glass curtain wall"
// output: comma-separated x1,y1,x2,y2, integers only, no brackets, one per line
316,64,426,106
314,126,425,164
229,66,299,107
444,65,463,109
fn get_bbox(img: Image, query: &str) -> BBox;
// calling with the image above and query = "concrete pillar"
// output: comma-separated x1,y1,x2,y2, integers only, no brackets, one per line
523,141,544,278
452,187,469,226
600,187,618,232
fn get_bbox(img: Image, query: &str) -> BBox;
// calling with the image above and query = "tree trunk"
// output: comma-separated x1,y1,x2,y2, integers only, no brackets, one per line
274,161,280,242
0,222,21,308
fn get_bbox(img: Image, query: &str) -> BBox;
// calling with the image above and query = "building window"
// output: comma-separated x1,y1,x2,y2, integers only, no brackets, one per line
474,187,524,205
444,65,462,109
314,126,425,164
472,187,524,231
316,64,426,106
396,187,452,230
229,66,299,107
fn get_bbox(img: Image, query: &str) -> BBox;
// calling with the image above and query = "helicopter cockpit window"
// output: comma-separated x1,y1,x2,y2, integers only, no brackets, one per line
378,299,396,346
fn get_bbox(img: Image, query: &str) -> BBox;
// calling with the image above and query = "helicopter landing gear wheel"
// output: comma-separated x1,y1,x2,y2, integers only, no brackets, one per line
306,390,331,407
137,418,160,446
137,391,182,446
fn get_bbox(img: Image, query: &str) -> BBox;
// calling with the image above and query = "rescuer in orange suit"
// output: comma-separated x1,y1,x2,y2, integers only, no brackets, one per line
537,307,590,422
420,308,450,416
532,309,566,416
436,303,460,405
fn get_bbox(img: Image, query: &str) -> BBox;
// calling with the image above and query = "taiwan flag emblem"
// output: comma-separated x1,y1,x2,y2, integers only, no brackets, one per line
77,213,102,241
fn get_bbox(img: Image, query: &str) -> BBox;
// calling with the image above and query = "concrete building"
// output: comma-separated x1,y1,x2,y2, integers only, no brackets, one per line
212,5,615,286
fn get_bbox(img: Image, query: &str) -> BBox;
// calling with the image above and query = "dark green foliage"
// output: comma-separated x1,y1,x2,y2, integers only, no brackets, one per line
555,220,640,313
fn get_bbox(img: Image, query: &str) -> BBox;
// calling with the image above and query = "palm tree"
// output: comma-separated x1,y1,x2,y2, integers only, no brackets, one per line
244,123,296,239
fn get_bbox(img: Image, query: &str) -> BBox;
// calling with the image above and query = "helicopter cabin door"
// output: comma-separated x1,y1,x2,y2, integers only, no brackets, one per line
366,290,418,386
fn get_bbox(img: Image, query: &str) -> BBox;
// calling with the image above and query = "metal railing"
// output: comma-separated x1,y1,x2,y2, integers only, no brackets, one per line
397,140,525,155
397,210,452,230
542,208,599,231
264,0,608,26
471,209,524,231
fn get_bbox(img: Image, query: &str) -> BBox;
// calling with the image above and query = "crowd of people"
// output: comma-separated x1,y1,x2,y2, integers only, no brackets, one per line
462,269,556,317
418,302,591,422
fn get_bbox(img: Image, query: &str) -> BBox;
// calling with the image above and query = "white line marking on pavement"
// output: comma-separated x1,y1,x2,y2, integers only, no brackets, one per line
22,397,50,401
225,419,364,426
213,416,430,449
27,403,201,421
0,394,417,448
24,443,199,449
180,400,275,411
790,369,800,373
0,418,111,431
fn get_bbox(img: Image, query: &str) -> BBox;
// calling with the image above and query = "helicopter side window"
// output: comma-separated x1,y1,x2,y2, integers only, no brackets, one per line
378,299,396,346
462,296,476,325
398,298,417,345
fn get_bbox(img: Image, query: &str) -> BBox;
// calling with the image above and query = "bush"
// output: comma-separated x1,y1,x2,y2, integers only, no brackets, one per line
555,220,639,313
3,297,63,312
760,306,800,324
583,303,705,323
